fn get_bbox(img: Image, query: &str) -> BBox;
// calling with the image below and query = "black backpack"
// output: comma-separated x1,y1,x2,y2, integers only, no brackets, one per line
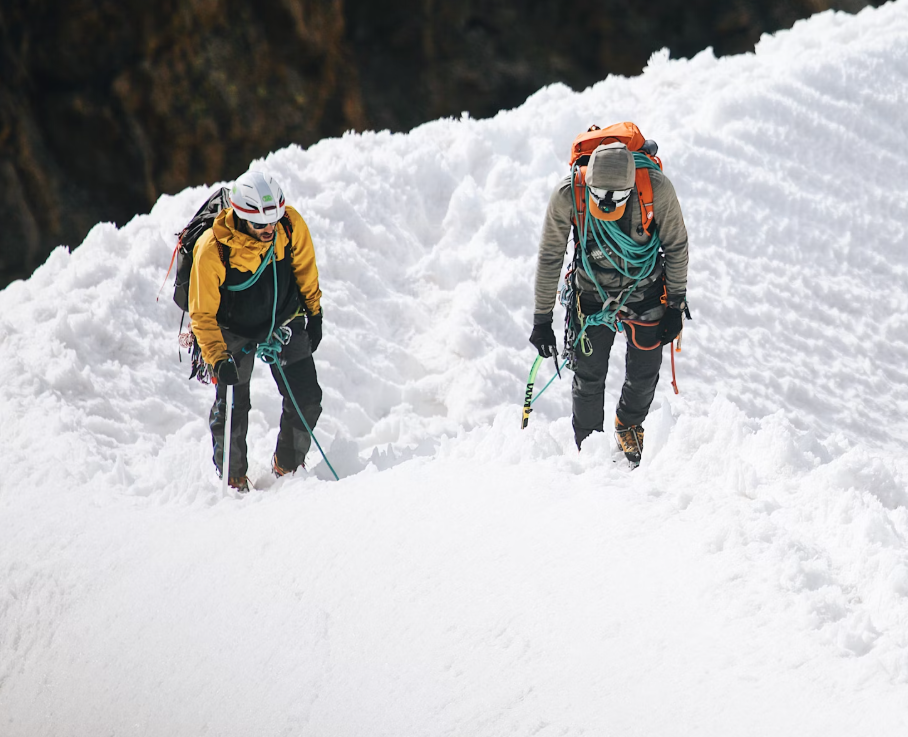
172,187,232,312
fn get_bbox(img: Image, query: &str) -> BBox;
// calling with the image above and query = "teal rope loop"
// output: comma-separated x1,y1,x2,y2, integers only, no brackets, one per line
255,329,288,365
225,244,275,292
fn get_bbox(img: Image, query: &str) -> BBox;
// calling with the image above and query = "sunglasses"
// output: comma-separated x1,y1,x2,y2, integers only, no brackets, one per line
246,220,275,231
588,186,632,213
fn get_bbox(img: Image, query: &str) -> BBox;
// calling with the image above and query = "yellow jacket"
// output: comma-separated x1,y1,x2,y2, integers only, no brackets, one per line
189,205,321,366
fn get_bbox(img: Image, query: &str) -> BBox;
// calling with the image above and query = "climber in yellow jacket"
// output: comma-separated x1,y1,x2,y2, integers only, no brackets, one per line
189,170,323,491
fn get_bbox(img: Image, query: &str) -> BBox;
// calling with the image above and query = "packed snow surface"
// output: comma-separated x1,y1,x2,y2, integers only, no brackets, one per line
3,3,908,735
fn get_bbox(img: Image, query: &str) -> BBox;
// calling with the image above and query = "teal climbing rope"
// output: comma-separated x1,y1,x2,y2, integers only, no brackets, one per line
569,156,662,341
240,233,339,480
272,360,339,481
225,243,275,292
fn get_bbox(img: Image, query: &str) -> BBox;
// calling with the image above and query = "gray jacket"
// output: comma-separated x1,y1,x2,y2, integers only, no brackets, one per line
533,167,689,322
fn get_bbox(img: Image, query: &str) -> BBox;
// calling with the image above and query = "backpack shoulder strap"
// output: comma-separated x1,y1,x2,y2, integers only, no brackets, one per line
215,240,229,268
280,214,294,254
571,165,588,228
280,213,293,238
634,150,662,236
635,169,655,236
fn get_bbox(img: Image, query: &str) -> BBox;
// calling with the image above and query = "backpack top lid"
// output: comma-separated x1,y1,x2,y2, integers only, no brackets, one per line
570,122,646,166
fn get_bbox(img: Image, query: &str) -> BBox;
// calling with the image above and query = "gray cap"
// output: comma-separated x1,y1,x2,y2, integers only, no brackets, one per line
587,142,635,191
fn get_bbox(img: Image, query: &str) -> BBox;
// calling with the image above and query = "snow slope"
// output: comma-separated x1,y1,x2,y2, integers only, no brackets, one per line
2,2,908,735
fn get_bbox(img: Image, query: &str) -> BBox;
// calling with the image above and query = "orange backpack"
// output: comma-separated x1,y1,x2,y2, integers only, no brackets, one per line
570,121,662,236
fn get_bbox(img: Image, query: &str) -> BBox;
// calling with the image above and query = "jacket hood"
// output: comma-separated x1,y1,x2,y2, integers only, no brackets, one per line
212,208,274,255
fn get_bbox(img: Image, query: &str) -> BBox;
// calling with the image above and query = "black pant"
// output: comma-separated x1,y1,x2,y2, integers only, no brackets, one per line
572,314,663,441
209,317,322,477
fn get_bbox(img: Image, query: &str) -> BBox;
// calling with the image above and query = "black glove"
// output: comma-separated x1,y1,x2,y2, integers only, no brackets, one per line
659,307,683,346
215,355,240,385
529,321,558,358
306,311,323,352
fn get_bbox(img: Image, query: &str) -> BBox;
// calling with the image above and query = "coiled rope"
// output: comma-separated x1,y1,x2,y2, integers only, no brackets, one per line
570,153,662,335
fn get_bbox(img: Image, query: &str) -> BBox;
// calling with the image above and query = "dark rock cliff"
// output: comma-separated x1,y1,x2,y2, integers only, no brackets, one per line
0,0,880,286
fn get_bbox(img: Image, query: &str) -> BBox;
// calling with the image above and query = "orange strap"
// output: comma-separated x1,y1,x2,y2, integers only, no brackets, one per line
572,166,588,222
624,319,682,392
620,318,661,351
635,168,655,237
670,334,682,394
156,242,181,303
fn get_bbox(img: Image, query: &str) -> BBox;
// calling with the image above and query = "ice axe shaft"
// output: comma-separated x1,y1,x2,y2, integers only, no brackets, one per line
221,384,234,495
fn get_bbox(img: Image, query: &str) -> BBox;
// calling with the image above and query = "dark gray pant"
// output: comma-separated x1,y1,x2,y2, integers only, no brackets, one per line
209,317,322,477
572,317,663,444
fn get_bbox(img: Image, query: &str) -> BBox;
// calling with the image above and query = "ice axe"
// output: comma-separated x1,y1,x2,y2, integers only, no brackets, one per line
221,384,234,495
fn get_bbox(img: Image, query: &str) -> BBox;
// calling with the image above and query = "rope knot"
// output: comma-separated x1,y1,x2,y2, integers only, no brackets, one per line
256,328,290,365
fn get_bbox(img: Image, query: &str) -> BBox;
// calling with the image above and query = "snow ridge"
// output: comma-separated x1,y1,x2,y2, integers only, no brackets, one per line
1,2,908,735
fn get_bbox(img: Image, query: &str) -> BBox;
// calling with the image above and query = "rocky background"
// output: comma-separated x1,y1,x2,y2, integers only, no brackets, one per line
0,0,881,287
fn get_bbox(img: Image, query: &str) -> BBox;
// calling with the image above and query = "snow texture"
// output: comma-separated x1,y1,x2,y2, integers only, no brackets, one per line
2,3,908,735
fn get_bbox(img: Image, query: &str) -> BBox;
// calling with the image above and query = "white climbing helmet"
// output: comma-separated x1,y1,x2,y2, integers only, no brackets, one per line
229,170,286,224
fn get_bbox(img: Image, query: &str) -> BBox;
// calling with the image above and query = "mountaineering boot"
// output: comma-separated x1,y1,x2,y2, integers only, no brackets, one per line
272,454,297,479
228,475,249,492
217,468,250,492
614,417,644,466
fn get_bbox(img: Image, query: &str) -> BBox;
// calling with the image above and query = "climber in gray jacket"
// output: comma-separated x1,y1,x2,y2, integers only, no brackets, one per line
529,139,689,464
